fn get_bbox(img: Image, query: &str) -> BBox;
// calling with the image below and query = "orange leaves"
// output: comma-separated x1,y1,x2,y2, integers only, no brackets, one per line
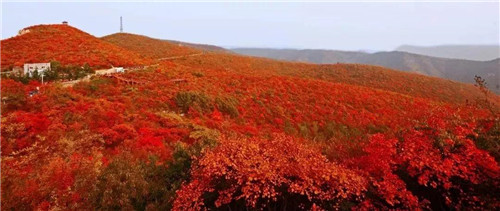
44,157,75,191
174,134,366,210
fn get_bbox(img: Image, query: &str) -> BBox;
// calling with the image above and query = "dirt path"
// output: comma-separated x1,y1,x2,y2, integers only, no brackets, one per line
61,52,202,87
61,68,116,87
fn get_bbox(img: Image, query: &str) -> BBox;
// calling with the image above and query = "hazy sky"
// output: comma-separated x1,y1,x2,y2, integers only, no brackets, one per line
2,1,499,51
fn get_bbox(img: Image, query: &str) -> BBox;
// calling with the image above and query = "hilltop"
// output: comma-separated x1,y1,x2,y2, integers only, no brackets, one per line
165,39,229,53
101,33,204,59
1,24,147,69
232,48,500,93
102,33,229,57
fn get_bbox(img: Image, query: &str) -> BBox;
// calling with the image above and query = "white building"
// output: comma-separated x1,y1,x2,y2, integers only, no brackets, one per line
114,67,124,73
24,63,50,77
18,29,31,36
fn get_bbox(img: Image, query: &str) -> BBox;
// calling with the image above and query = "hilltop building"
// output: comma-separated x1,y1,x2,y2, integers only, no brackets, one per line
24,63,50,77
62,21,68,25
18,28,30,36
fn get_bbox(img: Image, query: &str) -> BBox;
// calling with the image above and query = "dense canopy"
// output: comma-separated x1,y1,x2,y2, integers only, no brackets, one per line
2,25,499,210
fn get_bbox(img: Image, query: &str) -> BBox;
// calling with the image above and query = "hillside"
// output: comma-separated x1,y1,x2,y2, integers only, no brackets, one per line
0,24,147,69
104,33,496,104
2,25,499,210
396,44,500,61
101,33,204,59
101,33,492,104
232,48,500,93
165,39,229,53
177,53,499,105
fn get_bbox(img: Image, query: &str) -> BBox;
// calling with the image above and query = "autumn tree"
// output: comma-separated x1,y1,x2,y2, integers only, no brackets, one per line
174,134,367,210
351,119,500,210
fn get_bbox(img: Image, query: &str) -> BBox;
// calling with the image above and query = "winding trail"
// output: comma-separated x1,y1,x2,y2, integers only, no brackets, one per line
61,68,116,87
61,53,203,87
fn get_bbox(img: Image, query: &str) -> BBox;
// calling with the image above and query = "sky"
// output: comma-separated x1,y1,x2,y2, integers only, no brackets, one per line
2,1,499,51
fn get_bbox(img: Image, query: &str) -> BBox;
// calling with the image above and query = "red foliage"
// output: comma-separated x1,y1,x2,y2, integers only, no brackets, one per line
102,124,137,146
1,111,50,154
1,25,499,210
133,127,174,161
101,33,202,59
1,24,148,69
349,113,500,210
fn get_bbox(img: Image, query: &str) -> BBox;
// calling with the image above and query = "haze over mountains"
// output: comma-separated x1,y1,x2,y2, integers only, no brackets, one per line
396,45,500,61
231,48,500,93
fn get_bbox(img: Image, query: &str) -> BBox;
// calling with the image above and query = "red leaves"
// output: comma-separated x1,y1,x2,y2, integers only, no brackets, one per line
350,134,420,208
1,111,51,154
8,111,50,134
210,109,223,121
46,158,75,191
137,128,165,147
1,30,499,210
349,112,500,210
101,33,202,60
37,201,51,211
1,24,147,68
102,124,137,146
133,127,174,161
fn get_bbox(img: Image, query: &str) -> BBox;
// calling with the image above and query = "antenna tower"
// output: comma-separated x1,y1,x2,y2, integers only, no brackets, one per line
120,16,123,33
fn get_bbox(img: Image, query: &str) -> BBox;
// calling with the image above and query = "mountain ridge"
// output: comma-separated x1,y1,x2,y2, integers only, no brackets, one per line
396,44,500,61
231,48,500,93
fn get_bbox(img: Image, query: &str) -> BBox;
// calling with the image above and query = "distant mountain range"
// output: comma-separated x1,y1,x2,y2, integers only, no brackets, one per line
231,48,500,93
396,45,500,61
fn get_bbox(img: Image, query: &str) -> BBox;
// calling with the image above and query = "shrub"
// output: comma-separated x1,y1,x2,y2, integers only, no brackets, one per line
352,127,500,210
472,118,500,162
0,79,27,112
215,96,239,118
102,124,137,147
138,145,194,210
174,91,213,114
91,126,220,210
173,134,366,210
91,155,149,210
192,71,204,77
